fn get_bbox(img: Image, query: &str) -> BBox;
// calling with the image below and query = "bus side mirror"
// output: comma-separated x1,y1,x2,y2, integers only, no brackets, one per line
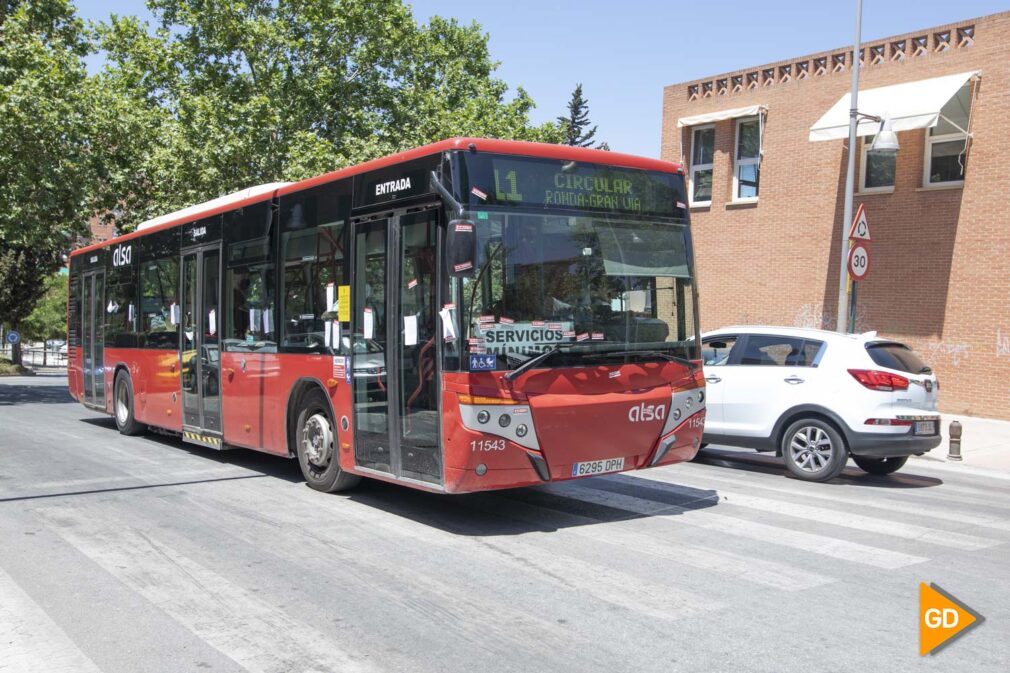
446,219,476,277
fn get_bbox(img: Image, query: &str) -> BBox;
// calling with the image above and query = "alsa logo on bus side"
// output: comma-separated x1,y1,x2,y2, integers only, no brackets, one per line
375,177,411,196
628,402,667,423
112,244,132,268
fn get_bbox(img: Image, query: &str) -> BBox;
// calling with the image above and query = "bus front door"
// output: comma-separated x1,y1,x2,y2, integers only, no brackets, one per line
81,270,106,408
351,209,441,485
180,246,223,447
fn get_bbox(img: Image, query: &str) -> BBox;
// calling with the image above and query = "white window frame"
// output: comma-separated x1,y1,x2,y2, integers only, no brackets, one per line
689,124,714,206
859,136,895,193
922,129,967,188
732,116,760,203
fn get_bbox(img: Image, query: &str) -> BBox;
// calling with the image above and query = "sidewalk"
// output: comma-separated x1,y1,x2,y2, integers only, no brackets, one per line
909,413,1010,476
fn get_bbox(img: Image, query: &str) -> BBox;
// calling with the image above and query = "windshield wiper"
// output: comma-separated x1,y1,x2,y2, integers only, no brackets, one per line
605,350,694,366
503,344,567,381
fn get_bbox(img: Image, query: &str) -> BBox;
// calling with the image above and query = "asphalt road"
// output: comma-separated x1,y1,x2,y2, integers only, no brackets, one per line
1,376,1008,673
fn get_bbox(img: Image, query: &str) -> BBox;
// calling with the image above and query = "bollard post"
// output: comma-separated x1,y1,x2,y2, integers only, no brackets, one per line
947,420,962,462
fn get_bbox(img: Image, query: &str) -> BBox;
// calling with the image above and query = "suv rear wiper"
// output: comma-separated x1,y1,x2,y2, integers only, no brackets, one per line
503,344,567,381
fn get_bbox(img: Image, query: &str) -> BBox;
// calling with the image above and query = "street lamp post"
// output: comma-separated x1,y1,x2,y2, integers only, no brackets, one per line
836,0,864,334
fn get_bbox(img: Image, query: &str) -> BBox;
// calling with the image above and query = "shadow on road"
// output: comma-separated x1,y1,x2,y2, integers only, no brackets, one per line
694,447,943,489
0,384,73,405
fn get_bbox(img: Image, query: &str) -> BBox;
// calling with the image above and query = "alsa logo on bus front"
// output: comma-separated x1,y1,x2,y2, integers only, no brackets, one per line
375,177,411,196
112,244,132,268
628,402,667,423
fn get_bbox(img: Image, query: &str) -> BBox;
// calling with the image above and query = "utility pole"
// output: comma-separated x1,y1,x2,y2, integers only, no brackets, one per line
836,0,863,333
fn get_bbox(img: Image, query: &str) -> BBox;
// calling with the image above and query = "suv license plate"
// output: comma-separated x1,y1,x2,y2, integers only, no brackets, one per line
572,457,625,478
914,421,936,435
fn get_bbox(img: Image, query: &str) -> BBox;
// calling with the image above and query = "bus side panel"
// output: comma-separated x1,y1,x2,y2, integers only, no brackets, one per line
222,353,354,459
67,346,82,402
131,348,183,432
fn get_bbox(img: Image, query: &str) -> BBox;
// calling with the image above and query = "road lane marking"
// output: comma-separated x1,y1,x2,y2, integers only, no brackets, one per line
630,472,1002,551
36,508,378,673
0,565,103,673
556,483,929,570
659,463,1010,533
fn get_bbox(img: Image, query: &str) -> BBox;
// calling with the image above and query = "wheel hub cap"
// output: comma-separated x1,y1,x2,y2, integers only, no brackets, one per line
789,426,832,473
302,413,333,468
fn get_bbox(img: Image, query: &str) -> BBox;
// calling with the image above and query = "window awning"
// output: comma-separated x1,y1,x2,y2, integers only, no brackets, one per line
808,71,979,141
676,104,766,128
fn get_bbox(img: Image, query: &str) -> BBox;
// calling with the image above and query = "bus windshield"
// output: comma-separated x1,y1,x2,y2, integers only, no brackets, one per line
460,210,697,369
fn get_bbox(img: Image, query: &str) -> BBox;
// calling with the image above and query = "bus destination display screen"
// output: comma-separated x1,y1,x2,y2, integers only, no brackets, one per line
462,154,684,218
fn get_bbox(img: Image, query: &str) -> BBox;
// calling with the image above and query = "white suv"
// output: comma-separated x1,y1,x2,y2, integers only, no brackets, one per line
700,326,941,482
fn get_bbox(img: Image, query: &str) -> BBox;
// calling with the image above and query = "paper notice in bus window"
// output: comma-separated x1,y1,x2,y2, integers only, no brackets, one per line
127,304,135,323
170,303,180,326
338,285,351,322
325,321,340,349
208,309,216,335
439,307,457,342
263,308,273,334
249,308,261,333
325,283,335,310
363,307,374,339
627,290,647,313
404,315,418,346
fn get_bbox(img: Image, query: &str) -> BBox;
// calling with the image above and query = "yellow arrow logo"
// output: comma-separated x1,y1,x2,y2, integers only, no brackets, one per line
920,583,985,655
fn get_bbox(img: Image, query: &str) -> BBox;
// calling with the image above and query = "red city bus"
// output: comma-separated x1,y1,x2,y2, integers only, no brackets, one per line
67,138,705,494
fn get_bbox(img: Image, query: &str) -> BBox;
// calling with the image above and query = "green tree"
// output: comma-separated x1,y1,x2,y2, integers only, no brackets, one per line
0,1,143,357
97,0,563,228
0,248,61,365
557,83,606,148
22,272,68,366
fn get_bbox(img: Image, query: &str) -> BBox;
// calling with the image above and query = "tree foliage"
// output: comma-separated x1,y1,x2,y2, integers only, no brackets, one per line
22,271,68,344
0,247,62,364
557,83,605,149
97,0,563,228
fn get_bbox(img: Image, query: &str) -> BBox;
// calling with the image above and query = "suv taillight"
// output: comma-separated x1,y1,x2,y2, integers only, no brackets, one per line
848,369,909,392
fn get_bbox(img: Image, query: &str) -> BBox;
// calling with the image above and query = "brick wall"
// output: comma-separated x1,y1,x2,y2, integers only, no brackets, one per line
661,11,1010,419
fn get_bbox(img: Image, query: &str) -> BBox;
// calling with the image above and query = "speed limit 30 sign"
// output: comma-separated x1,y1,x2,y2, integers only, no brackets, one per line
848,243,870,281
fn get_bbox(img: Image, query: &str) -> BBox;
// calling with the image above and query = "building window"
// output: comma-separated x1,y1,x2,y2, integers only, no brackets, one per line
923,83,970,187
689,125,714,205
860,136,896,192
734,117,760,201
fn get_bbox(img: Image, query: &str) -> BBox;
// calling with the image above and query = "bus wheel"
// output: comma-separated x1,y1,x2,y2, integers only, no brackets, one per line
295,390,361,493
114,371,146,436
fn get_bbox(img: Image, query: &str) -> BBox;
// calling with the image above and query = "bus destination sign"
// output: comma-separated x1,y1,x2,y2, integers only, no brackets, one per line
464,154,683,217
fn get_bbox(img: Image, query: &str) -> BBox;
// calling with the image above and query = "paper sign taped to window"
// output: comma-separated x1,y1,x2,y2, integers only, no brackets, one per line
439,307,457,342
475,321,573,355
263,308,273,334
338,285,351,322
404,314,418,346
363,307,374,339
208,309,216,335
170,303,180,326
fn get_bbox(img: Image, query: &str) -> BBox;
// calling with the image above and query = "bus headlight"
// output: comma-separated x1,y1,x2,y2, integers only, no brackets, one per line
516,424,528,437
477,410,490,424
498,414,511,428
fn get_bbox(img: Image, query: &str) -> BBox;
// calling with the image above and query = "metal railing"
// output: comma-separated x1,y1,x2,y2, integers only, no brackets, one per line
0,345,67,368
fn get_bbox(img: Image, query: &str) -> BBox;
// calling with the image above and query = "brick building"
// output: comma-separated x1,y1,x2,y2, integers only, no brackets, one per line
662,11,1010,419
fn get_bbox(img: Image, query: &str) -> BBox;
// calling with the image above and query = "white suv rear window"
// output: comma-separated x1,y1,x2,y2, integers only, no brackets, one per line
865,342,930,374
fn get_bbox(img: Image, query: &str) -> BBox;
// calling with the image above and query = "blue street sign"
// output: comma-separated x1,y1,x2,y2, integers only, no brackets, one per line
469,353,497,371
5,330,20,345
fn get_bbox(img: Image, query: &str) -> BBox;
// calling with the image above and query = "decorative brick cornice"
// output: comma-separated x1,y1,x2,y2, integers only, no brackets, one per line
667,13,999,100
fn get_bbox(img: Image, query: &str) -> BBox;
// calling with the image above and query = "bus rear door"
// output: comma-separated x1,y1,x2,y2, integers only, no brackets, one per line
179,244,224,447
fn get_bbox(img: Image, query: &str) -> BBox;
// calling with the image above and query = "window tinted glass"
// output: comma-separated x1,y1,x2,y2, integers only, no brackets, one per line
104,266,137,347
737,119,760,159
928,140,967,184
702,336,737,366
225,260,276,352
739,335,805,366
140,257,179,349
864,137,896,188
866,342,929,374
787,340,824,366
692,127,714,165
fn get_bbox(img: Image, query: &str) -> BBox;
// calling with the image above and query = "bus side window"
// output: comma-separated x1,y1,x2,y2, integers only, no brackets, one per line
226,264,276,352
140,257,179,349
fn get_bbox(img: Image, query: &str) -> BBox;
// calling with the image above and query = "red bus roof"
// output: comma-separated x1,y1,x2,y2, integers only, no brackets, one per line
71,138,683,258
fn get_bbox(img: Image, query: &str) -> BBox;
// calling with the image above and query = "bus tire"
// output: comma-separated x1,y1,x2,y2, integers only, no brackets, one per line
113,370,146,436
295,389,361,493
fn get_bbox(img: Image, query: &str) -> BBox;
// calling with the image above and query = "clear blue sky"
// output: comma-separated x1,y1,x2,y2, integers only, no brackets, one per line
75,0,1008,157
